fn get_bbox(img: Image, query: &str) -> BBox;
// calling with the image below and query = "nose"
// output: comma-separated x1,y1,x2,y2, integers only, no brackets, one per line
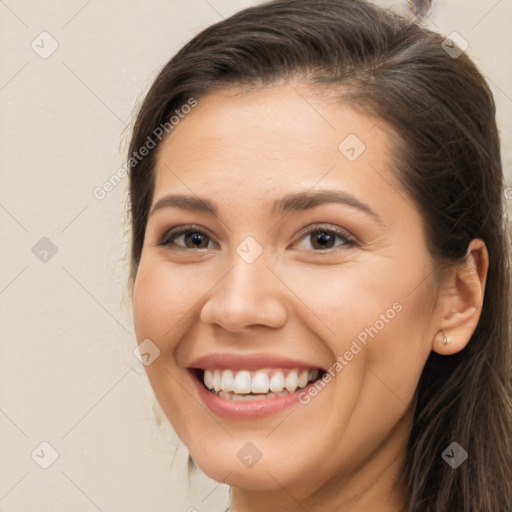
199,255,288,333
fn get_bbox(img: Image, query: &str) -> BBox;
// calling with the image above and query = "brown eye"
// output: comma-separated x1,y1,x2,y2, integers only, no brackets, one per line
295,226,357,252
181,231,210,249
310,231,336,250
159,226,219,250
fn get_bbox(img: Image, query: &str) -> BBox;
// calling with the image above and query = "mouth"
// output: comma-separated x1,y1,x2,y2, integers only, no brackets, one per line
190,367,325,401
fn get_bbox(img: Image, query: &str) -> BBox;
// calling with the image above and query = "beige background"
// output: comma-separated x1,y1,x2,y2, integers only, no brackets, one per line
1,1,510,511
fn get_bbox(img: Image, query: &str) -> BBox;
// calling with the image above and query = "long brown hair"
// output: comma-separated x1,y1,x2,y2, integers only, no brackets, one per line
126,1,512,509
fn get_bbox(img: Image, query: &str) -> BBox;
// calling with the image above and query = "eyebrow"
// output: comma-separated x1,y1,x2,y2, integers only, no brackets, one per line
149,189,382,223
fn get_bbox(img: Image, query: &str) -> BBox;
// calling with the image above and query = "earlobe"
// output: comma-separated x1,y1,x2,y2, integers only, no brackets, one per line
434,330,452,346
432,239,488,356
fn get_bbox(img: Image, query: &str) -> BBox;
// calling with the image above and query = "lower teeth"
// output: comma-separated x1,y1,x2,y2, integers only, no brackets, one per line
215,390,291,401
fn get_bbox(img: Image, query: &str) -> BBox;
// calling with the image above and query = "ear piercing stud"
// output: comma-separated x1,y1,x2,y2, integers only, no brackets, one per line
440,331,452,345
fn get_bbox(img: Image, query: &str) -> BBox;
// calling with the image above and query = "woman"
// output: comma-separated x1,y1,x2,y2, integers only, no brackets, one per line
127,0,511,510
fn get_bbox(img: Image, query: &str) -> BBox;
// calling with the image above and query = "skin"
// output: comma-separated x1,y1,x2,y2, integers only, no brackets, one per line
132,81,488,511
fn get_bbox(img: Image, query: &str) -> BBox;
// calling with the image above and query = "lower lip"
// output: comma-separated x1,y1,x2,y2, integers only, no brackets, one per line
191,372,308,419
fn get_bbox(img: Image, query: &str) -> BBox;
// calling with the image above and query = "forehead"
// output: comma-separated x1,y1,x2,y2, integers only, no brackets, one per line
153,82,397,204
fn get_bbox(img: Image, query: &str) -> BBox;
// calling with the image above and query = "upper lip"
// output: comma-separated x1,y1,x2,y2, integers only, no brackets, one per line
187,353,325,371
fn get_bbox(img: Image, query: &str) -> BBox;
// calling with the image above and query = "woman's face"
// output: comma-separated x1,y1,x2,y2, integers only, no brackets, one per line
132,83,441,502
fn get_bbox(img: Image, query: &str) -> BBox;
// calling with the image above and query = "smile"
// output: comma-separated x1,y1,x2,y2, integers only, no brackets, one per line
187,353,328,417
200,368,320,400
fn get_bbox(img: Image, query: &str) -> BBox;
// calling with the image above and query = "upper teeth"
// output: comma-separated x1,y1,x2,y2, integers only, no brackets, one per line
203,368,319,395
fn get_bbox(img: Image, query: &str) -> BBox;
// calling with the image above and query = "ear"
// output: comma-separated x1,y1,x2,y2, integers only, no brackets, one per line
432,239,489,355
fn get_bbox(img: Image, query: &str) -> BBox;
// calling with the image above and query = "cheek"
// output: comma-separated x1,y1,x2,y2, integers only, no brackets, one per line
132,259,206,442
132,258,205,344
277,257,434,348
277,255,435,407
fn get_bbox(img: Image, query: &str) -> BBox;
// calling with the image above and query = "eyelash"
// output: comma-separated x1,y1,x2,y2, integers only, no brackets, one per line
157,223,358,252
